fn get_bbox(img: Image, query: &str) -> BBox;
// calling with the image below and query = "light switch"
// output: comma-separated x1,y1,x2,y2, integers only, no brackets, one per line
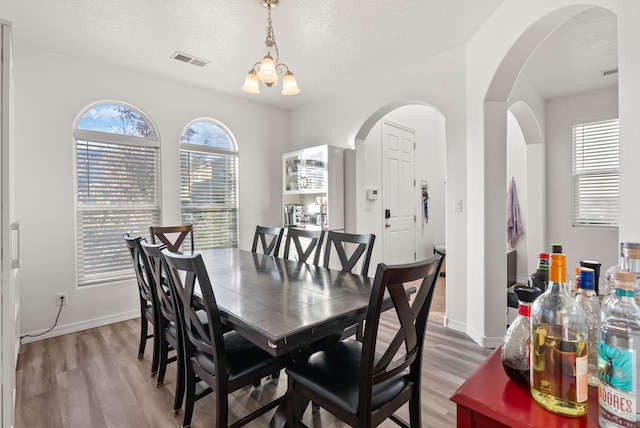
454,200,463,212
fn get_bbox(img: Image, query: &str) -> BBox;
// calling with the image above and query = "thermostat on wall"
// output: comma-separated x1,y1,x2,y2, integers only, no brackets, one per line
366,188,379,200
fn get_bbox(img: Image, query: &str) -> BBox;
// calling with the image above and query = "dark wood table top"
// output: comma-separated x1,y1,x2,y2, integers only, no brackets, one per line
197,247,375,357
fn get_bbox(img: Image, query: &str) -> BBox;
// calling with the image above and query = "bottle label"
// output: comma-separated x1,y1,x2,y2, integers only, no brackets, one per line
576,355,588,403
598,341,637,424
518,304,531,317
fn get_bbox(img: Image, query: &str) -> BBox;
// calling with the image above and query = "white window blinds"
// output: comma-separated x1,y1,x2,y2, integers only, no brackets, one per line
180,150,238,249
572,118,619,227
76,137,160,285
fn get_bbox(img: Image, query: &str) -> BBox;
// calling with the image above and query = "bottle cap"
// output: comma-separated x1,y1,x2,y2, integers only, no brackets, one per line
551,244,563,253
578,268,594,290
538,253,549,259
549,253,566,283
513,285,542,303
621,242,640,249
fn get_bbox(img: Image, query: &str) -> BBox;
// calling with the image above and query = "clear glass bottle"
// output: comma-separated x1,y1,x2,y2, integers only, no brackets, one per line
598,271,640,427
602,243,640,321
501,285,542,386
530,252,588,417
527,253,549,292
574,267,600,386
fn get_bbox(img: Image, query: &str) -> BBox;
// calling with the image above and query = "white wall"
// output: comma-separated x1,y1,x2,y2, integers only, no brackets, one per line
13,1,640,347
352,105,446,276
465,0,640,346
14,43,287,337
288,47,470,330
546,86,619,286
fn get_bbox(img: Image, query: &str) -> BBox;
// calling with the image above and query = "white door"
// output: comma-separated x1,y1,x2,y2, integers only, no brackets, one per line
382,122,415,264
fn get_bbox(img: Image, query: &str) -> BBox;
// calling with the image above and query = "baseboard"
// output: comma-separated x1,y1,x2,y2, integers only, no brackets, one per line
466,323,503,348
443,316,466,333
19,310,139,345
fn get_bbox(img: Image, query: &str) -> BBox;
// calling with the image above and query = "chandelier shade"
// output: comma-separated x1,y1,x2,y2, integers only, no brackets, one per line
241,0,300,96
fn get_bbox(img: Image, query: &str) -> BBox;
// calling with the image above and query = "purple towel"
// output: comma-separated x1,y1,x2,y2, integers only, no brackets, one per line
507,178,524,247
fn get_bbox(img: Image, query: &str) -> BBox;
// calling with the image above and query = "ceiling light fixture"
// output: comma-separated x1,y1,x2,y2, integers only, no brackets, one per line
241,0,300,96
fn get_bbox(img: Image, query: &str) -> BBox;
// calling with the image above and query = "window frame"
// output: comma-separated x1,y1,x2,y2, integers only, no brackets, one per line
74,102,161,286
179,119,239,250
571,116,619,229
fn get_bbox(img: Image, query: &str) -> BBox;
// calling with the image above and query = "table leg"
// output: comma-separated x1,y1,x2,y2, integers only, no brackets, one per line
270,393,310,428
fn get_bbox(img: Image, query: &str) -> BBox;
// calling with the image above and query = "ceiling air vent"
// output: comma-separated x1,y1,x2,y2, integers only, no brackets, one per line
602,67,618,76
171,51,210,68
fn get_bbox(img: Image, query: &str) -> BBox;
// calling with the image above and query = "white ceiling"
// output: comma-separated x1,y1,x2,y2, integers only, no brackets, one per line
2,1,617,110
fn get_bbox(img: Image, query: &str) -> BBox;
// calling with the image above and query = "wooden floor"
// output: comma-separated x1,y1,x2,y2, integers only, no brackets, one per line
15,278,493,428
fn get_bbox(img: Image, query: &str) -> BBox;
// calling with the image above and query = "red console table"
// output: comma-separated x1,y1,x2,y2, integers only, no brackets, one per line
450,347,600,427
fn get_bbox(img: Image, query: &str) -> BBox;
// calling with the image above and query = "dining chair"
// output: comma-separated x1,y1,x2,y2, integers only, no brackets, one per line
251,225,284,256
161,249,289,428
283,228,325,264
321,231,375,276
140,241,183,414
321,231,375,340
123,234,161,377
149,224,194,253
285,253,444,428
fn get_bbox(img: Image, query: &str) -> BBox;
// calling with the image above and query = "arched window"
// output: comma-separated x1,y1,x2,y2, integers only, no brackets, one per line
180,120,238,249
75,102,160,285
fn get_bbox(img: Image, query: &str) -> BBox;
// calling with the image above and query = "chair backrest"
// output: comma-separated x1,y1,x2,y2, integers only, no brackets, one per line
123,234,158,307
141,241,178,324
283,228,325,264
161,249,227,370
149,225,194,253
251,226,284,256
322,231,375,276
359,254,443,413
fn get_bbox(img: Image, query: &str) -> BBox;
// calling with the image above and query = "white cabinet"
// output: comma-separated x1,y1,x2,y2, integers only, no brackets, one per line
283,145,344,231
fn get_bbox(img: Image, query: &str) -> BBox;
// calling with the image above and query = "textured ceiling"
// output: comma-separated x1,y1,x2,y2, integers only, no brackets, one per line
2,1,617,109
522,7,618,100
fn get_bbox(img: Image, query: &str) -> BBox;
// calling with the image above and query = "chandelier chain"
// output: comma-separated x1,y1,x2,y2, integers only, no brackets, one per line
265,3,280,62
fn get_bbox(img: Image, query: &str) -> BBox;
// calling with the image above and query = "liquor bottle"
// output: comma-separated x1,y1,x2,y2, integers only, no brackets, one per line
501,285,542,386
530,252,588,417
598,271,640,427
527,253,549,292
551,243,572,293
574,268,600,386
602,242,640,321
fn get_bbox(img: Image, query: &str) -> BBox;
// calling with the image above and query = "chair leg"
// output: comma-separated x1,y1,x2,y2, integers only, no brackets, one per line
409,391,421,427
156,331,169,386
286,377,310,427
138,315,148,358
150,320,160,376
182,365,197,428
173,338,185,414
214,387,229,428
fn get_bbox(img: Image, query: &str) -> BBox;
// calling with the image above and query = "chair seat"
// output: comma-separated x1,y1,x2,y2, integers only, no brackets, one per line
286,339,409,414
195,331,287,382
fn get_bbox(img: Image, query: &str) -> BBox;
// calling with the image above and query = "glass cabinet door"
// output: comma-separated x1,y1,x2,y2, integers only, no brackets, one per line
284,151,304,192
283,147,328,193
302,147,327,192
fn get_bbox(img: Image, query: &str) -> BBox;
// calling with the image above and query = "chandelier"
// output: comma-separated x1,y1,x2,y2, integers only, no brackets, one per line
241,0,300,95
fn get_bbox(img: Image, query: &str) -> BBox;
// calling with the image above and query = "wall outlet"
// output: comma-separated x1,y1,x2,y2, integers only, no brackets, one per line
56,292,68,306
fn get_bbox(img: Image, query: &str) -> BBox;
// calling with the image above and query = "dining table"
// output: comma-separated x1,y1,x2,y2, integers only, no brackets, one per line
196,247,386,357
195,247,413,427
